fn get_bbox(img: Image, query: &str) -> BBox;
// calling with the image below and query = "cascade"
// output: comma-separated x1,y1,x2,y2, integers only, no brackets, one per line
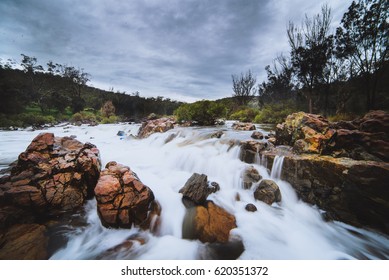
0,123,388,260
270,155,285,179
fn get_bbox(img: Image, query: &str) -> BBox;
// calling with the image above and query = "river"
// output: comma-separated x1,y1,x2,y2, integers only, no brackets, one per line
0,122,388,259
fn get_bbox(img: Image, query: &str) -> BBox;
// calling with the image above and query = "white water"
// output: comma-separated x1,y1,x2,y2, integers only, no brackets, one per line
1,122,388,260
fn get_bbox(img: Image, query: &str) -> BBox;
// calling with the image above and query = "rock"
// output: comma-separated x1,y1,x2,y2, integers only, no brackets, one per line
232,122,256,131
182,201,237,243
0,224,48,260
251,131,264,140
245,203,257,212
275,112,333,154
275,111,389,161
241,166,262,189
138,117,175,138
198,236,244,260
239,140,268,163
211,130,224,139
358,110,389,133
0,133,101,228
97,236,146,259
147,113,159,120
261,150,389,235
94,162,160,230
179,173,220,205
254,179,282,205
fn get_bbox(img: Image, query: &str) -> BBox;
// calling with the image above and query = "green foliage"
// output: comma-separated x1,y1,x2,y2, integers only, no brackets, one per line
174,100,227,125
327,113,358,122
0,113,56,128
71,110,97,123
230,107,260,122
101,115,119,124
254,101,297,124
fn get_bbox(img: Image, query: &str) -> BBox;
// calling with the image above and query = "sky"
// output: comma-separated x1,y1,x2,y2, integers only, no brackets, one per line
0,0,353,102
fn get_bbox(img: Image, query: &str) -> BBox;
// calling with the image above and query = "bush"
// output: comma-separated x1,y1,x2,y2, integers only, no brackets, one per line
174,100,227,125
71,110,97,123
101,115,119,124
254,101,297,124
327,113,358,122
230,107,259,122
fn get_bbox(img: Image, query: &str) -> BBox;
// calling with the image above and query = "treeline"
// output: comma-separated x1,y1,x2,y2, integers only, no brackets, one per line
232,0,388,118
0,56,182,127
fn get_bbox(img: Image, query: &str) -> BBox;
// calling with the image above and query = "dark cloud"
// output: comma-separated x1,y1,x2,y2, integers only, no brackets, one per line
0,0,352,102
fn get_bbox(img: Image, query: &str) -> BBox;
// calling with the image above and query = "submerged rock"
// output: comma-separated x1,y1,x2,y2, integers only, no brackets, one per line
0,133,101,228
245,203,257,212
251,131,264,140
182,201,237,243
239,140,269,163
211,130,224,139
241,166,262,189
94,162,161,231
138,117,175,138
179,173,220,205
253,179,282,205
232,122,256,131
0,224,48,260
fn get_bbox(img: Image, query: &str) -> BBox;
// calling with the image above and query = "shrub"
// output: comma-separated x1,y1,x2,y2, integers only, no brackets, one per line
230,107,259,122
254,101,297,124
71,110,97,123
327,113,358,122
174,100,227,125
101,115,119,124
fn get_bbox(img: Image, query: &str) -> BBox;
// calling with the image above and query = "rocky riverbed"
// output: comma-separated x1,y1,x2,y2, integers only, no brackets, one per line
0,114,388,260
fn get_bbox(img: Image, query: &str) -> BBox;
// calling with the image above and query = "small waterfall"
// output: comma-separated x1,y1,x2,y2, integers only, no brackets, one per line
2,123,389,260
270,155,284,179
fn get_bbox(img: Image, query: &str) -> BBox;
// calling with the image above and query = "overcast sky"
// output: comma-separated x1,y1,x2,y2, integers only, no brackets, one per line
0,0,353,102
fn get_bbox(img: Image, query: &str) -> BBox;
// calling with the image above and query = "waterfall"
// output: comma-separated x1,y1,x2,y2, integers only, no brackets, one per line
1,123,389,260
270,155,284,179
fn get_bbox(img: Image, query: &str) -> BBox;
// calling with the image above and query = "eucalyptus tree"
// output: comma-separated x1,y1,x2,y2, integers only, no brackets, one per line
335,0,388,110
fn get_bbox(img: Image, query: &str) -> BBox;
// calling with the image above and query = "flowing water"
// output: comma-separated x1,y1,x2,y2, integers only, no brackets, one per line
0,122,388,260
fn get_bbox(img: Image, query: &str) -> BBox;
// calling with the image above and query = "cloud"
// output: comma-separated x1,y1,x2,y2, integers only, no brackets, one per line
0,0,353,102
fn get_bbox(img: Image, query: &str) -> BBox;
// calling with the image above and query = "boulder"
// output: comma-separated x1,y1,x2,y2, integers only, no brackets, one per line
253,179,282,205
261,150,389,235
179,173,220,205
241,166,262,189
0,224,48,260
232,122,256,131
245,203,257,212
275,111,334,154
211,130,224,139
251,131,264,140
239,140,269,163
94,162,160,231
182,201,237,243
138,117,175,138
275,111,389,161
0,133,101,228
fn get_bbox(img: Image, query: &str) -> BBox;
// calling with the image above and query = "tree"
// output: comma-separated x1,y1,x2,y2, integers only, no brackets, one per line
258,55,294,106
61,66,90,112
287,5,333,113
335,0,389,110
231,70,257,106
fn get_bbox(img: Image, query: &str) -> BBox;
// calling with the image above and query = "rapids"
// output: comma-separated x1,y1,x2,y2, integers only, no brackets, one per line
0,122,388,259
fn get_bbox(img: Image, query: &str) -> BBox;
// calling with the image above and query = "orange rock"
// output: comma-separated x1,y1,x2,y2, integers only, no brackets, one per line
191,201,236,243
